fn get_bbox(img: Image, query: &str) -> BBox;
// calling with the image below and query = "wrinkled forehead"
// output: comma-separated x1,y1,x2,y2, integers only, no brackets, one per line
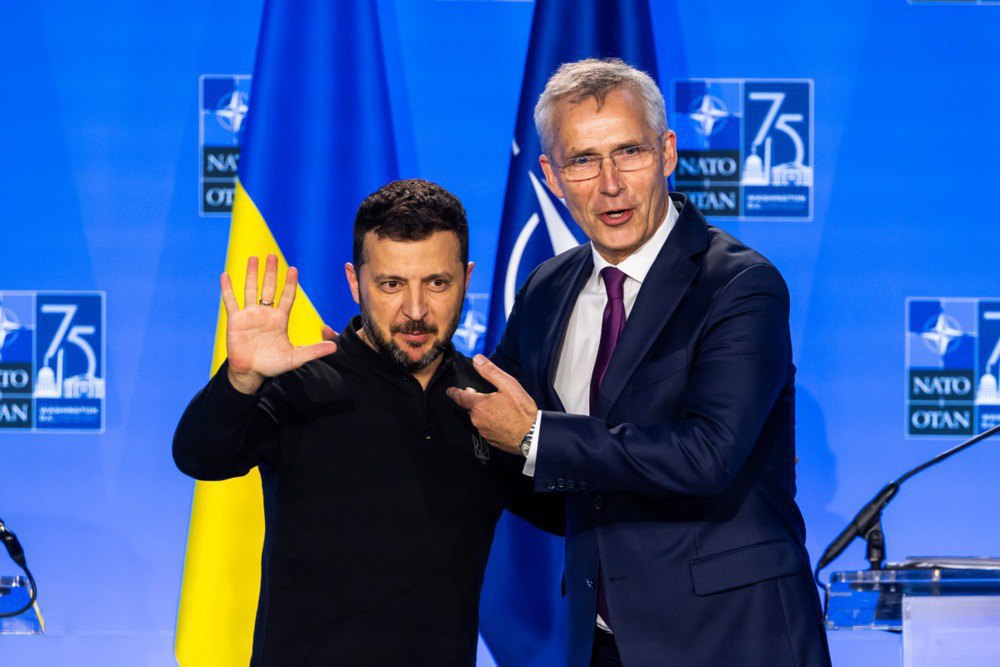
549,88,654,154
360,230,464,276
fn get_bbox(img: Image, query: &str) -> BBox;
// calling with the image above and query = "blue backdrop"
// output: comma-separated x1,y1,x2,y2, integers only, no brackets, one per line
1,1,999,665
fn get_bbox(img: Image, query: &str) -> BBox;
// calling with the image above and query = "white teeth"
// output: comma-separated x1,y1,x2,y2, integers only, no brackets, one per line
607,211,625,219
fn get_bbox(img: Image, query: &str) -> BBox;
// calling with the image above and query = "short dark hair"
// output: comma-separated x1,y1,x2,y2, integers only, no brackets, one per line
353,179,469,268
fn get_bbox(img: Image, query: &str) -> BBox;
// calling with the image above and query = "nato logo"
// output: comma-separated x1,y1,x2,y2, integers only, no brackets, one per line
906,298,1000,437
671,79,814,221
199,74,251,216
0,291,105,432
453,293,489,357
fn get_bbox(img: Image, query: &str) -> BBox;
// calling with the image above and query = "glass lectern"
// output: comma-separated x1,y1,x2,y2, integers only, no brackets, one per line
0,575,43,634
826,559,1000,667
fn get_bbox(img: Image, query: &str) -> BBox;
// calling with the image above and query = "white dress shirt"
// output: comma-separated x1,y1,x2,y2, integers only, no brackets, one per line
519,202,678,633
522,201,679,475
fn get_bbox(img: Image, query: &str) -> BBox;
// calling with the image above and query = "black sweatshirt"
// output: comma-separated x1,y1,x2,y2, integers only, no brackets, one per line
173,318,560,667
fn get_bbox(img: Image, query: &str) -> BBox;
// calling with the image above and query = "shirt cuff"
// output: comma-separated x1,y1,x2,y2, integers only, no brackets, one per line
521,410,543,477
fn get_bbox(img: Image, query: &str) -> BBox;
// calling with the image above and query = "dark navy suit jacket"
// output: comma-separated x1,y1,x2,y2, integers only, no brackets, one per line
493,194,831,666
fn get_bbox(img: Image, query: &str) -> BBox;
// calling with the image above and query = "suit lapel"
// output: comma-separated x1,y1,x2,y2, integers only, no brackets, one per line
535,247,593,412
594,196,709,418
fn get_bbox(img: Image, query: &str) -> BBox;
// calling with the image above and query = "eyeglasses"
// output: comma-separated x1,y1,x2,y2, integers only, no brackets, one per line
557,144,658,182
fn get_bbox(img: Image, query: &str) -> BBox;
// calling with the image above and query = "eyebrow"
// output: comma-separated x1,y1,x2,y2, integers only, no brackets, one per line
370,272,456,282
423,273,455,282
563,140,645,159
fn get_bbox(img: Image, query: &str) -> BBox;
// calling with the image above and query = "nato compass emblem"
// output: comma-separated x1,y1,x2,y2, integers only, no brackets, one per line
454,293,488,357
199,74,251,216
503,167,579,317
906,298,1000,437
215,89,249,133
672,79,814,221
688,93,731,136
501,139,584,320
0,305,22,355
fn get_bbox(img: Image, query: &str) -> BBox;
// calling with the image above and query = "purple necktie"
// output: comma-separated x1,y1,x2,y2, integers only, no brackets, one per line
590,266,627,628
590,266,628,414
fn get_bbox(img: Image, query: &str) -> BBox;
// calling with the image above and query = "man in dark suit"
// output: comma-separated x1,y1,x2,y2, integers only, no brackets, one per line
448,59,831,666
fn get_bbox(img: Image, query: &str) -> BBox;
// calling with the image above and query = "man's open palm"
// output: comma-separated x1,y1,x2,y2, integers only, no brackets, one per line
221,254,337,394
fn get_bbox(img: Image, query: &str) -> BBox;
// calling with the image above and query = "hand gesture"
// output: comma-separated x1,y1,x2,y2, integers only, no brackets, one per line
221,254,337,394
446,355,538,455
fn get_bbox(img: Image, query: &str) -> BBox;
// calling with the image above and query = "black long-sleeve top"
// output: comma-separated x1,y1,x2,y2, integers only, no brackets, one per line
174,318,558,666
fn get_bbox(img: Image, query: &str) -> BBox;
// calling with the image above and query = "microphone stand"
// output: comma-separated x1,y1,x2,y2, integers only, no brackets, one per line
814,423,1000,590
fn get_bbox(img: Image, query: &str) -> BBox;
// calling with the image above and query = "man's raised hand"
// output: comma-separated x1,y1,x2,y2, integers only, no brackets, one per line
221,254,337,394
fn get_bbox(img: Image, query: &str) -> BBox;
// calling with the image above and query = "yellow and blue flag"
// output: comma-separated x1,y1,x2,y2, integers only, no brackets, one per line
175,2,397,664
480,1,659,665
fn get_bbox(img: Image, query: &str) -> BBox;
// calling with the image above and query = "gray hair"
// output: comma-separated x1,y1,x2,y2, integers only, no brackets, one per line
533,58,668,156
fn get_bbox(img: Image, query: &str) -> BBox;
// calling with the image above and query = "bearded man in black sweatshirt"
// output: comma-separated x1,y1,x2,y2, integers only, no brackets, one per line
173,179,559,667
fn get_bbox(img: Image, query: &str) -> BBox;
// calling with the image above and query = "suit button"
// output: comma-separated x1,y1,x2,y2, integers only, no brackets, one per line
546,480,556,490
592,494,604,510
585,578,595,590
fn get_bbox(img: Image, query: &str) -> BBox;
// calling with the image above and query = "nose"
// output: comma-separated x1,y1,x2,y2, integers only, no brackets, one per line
598,156,624,196
401,284,429,321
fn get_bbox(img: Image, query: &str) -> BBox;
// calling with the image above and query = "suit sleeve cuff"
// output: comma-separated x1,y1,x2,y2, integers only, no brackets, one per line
521,410,543,477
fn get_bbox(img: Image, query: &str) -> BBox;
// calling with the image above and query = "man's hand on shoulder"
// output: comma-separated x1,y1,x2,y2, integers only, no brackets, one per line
221,254,338,394
447,355,537,455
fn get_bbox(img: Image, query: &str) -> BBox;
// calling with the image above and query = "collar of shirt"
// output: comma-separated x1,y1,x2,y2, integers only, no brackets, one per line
585,197,680,293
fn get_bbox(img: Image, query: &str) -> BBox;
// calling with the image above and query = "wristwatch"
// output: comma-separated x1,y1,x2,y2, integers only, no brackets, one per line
519,419,536,458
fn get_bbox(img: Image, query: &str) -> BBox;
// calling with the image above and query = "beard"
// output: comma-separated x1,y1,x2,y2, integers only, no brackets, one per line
359,294,462,373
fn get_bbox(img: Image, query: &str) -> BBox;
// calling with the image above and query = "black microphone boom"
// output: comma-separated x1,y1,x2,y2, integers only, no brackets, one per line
815,482,898,574
815,423,1000,584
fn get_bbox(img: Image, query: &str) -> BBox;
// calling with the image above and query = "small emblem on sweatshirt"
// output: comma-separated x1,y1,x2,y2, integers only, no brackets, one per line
472,432,490,464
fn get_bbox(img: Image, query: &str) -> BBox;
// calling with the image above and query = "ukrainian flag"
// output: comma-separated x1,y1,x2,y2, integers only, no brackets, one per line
175,2,398,664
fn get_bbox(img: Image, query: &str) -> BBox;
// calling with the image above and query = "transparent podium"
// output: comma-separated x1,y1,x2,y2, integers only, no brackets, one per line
826,559,1000,667
0,576,43,634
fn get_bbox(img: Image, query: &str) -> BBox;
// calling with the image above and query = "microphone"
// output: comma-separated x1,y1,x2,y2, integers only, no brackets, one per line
0,518,27,568
815,482,898,574
0,516,36,619
815,423,1000,584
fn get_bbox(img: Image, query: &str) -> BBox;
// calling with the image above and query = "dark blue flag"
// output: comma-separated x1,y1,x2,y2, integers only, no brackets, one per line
479,1,658,665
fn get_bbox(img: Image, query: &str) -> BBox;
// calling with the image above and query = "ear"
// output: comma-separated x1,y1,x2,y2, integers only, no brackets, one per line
345,262,360,304
661,130,678,179
540,154,565,199
464,261,474,286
